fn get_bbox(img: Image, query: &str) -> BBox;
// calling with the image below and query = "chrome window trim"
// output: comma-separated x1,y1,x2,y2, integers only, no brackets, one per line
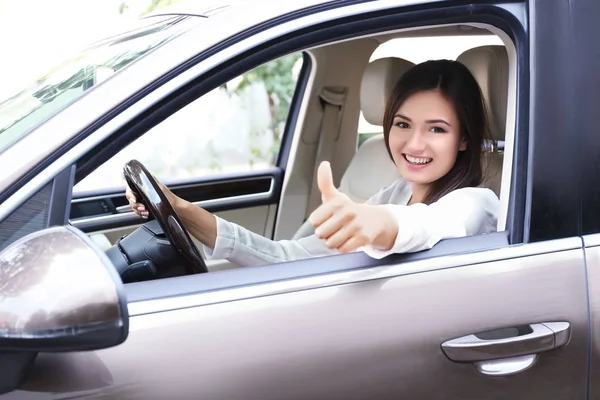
0,0,429,222
126,236,582,317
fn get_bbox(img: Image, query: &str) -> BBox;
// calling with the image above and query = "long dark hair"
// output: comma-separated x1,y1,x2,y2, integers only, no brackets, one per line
382,59,490,204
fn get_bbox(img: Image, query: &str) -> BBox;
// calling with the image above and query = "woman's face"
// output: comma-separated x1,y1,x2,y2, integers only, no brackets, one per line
388,89,465,189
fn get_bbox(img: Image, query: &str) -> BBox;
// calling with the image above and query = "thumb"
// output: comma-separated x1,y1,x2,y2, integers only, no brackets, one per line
317,161,339,201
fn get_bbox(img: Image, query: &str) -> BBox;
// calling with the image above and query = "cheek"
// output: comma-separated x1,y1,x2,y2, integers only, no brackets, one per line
434,137,461,164
388,130,404,151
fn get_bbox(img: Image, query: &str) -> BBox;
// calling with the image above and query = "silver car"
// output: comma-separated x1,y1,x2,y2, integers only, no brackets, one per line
1,0,599,398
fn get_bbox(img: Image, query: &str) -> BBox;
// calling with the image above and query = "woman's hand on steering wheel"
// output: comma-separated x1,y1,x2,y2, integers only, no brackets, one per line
123,160,209,274
126,176,178,218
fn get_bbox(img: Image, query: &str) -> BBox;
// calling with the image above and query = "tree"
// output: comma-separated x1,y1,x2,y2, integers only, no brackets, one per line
224,53,303,165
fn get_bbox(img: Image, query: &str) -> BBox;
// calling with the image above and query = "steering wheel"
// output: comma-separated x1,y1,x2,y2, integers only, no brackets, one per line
123,160,208,275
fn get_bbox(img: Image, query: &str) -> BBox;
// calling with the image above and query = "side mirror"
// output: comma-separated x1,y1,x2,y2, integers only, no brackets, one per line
0,226,129,394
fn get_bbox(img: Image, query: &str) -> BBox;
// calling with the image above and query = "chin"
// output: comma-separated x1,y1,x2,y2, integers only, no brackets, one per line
406,176,437,186
399,169,436,184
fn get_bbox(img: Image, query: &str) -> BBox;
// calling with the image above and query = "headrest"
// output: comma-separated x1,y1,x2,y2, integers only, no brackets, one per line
360,57,415,126
339,134,400,202
456,45,509,141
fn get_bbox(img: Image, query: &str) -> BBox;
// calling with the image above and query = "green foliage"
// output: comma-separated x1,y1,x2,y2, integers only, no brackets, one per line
143,0,181,15
225,53,303,167
233,53,302,124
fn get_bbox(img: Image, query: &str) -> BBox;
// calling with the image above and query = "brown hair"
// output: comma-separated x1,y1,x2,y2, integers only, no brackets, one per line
382,59,490,204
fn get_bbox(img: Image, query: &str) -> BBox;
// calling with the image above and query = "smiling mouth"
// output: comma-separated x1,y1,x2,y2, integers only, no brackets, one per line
403,154,433,165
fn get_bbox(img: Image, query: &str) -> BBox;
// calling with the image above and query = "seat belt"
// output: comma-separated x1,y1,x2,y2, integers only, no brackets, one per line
306,86,347,215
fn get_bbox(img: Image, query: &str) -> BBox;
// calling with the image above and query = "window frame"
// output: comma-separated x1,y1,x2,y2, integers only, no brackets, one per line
70,6,527,236
63,3,529,300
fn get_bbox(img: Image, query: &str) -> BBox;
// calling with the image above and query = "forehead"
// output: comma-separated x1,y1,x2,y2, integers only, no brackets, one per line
397,90,458,121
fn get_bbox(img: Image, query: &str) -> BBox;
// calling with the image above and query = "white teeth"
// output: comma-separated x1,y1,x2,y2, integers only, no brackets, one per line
405,155,432,164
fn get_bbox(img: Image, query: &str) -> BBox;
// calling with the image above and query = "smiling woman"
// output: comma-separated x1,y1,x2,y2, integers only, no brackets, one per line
383,59,488,205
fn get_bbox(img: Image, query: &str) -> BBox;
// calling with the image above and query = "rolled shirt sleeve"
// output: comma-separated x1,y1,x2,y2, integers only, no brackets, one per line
202,183,498,267
203,215,335,268
362,187,499,259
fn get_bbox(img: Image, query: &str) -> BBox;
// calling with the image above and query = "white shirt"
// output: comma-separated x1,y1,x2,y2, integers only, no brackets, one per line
203,179,499,267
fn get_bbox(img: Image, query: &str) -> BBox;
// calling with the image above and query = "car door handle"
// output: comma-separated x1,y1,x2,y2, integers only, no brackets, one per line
441,322,571,376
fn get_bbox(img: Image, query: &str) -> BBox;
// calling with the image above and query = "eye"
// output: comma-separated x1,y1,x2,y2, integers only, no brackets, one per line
430,126,447,133
395,121,410,129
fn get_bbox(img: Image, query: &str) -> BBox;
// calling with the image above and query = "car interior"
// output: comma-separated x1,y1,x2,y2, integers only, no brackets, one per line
67,23,515,283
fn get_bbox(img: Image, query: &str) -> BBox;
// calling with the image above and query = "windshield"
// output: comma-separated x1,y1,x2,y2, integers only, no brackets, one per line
0,15,199,154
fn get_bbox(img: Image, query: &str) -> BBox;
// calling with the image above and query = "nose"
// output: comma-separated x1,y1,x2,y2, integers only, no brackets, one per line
404,128,427,154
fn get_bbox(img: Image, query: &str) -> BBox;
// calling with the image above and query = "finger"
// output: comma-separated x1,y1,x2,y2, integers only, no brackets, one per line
134,206,148,219
337,236,365,254
308,202,335,228
308,196,349,228
314,208,354,240
125,183,148,218
126,188,136,204
128,197,143,210
317,161,339,202
324,222,359,249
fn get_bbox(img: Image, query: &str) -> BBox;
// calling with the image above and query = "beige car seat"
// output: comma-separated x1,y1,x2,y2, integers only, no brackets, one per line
456,45,509,197
292,57,414,239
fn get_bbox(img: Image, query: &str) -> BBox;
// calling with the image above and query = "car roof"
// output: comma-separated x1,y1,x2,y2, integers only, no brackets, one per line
146,1,235,18
147,0,337,18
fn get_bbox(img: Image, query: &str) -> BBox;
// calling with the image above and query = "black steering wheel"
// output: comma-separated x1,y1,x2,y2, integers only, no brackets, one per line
122,160,208,275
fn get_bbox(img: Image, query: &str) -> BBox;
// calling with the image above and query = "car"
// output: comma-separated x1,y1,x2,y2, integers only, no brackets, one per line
1,0,600,398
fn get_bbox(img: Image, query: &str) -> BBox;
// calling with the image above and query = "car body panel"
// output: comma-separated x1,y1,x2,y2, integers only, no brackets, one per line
1,0,599,397
582,234,600,400
4,238,588,399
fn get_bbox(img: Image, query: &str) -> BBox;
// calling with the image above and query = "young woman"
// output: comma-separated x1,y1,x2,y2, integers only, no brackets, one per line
126,59,499,267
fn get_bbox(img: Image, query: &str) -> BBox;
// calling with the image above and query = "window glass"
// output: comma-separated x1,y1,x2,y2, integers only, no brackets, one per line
0,15,200,154
74,53,304,193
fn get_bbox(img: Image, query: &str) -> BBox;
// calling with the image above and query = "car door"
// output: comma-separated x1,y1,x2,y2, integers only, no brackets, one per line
0,0,593,399
575,0,600,395
0,235,587,400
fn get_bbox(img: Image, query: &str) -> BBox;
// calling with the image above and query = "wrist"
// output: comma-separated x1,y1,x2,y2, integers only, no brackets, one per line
373,206,398,251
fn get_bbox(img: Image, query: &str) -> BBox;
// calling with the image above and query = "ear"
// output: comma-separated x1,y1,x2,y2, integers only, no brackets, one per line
458,137,468,152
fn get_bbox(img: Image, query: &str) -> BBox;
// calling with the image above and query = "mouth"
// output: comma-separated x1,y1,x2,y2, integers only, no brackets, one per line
403,154,433,165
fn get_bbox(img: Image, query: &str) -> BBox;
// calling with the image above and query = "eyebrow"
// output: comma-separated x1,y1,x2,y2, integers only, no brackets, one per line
394,114,451,127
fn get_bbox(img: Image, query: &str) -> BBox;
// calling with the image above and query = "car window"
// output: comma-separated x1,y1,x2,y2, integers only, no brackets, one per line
73,53,304,193
0,15,201,155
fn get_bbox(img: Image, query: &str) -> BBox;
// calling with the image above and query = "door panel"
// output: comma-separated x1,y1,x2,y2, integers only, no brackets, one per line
87,205,276,271
10,238,588,399
69,169,282,270
583,234,600,399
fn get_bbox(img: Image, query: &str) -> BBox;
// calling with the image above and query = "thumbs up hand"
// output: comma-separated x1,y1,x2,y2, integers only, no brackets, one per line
308,161,399,254
316,160,342,203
